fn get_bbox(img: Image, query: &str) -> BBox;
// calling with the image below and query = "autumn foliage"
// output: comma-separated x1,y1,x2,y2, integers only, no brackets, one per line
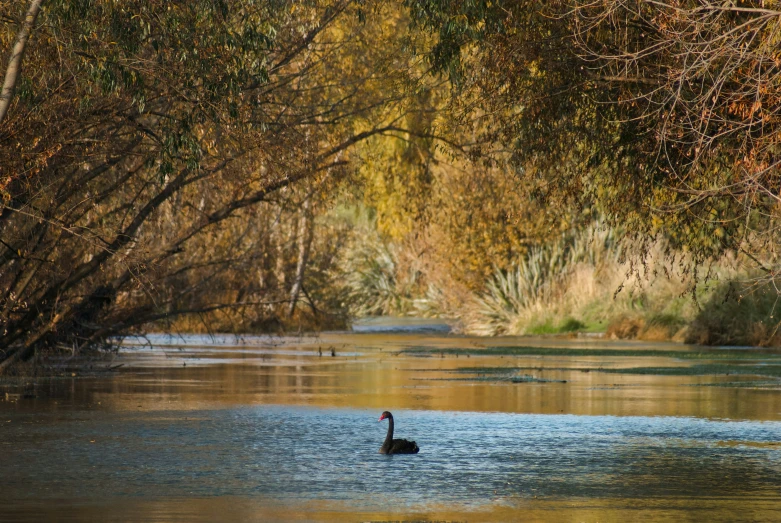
1,0,780,372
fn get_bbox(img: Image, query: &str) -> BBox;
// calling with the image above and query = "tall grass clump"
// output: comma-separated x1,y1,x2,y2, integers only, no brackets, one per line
465,222,781,346
467,224,622,335
329,205,781,346
330,206,436,318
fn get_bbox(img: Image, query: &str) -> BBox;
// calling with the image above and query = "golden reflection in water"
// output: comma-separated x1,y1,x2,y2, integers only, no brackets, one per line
11,495,781,523
28,333,781,421
5,334,781,523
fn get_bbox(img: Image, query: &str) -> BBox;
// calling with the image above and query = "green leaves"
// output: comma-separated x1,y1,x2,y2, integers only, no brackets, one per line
404,0,509,83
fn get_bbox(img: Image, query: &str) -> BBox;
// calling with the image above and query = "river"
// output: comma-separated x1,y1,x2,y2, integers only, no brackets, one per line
2,332,780,521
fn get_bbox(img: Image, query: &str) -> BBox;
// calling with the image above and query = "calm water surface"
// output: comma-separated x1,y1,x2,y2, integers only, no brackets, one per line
2,332,781,521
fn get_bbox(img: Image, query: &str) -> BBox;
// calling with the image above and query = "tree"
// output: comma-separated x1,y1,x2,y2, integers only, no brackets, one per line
572,0,781,262
403,0,781,268
0,0,430,372
0,0,43,123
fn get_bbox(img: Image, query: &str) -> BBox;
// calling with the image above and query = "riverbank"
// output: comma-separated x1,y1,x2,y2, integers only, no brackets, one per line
324,220,780,347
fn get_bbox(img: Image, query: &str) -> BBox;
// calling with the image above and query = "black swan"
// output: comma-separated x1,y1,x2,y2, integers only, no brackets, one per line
378,411,419,454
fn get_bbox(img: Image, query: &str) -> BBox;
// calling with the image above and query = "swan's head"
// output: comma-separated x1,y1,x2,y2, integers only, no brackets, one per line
378,411,392,422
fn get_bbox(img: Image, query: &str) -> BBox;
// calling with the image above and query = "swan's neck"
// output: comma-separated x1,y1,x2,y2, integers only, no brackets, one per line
383,416,394,447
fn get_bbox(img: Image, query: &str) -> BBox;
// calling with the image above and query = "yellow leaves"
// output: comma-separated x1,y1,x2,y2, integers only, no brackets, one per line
203,139,218,156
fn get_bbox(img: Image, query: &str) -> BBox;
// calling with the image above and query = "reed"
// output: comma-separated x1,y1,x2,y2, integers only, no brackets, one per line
465,224,623,335
331,208,425,317
332,209,781,346
459,224,779,345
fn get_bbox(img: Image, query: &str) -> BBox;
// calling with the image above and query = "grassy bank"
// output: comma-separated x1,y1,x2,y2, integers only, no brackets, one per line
144,210,780,349
461,225,781,346
333,215,781,347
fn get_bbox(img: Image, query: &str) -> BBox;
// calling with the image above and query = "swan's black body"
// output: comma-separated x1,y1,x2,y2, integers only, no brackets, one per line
378,411,419,454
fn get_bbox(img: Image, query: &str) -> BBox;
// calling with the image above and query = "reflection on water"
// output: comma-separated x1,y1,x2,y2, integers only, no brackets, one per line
5,406,781,521
351,316,452,333
3,333,781,521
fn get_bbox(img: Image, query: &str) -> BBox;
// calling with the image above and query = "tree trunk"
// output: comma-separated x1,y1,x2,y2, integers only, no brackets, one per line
274,217,288,289
0,0,44,124
288,197,313,317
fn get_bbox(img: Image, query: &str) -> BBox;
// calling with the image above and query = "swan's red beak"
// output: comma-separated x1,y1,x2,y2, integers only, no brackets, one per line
378,413,386,421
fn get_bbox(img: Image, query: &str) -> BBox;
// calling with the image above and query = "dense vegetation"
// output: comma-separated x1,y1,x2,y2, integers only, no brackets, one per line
2,0,780,372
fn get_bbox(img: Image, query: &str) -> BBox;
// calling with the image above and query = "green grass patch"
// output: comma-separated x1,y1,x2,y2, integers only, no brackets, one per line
527,317,586,335
560,317,586,332
526,321,559,335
